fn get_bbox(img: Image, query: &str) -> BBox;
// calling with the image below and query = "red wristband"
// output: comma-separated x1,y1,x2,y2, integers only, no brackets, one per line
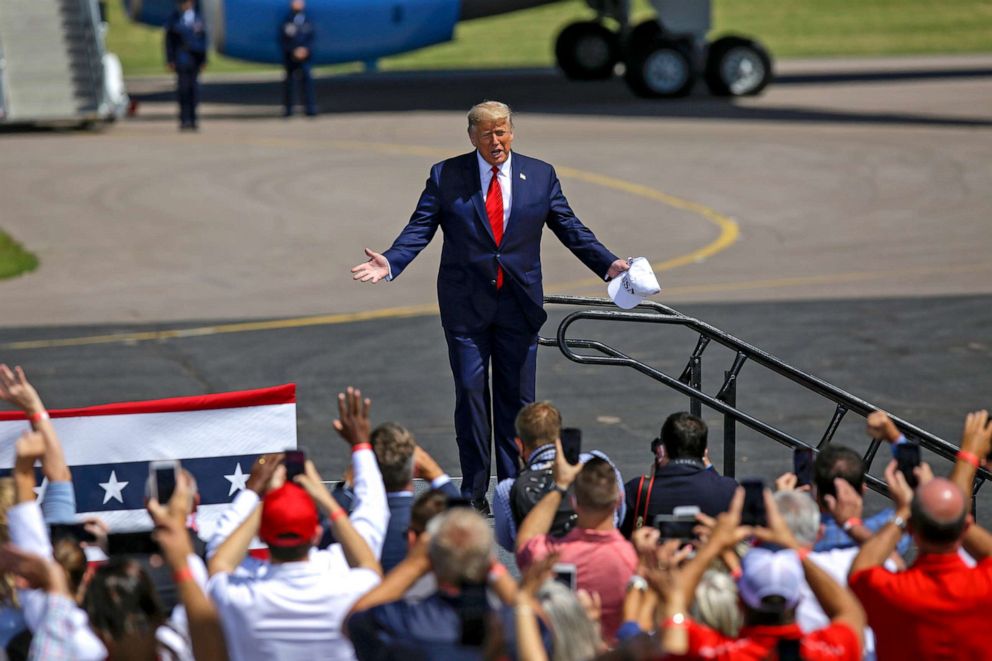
352,443,372,453
663,613,687,628
797,547,811,562
957,450,980,468
173,566,194,584
842,517,863,532
329,508,348,523
28,410,49,424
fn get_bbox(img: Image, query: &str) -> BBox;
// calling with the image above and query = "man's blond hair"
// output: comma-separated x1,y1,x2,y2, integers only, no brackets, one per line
467,101,513,131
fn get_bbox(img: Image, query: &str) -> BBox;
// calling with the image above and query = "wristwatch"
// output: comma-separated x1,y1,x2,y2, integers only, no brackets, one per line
552,484,569,498
891,514,908,531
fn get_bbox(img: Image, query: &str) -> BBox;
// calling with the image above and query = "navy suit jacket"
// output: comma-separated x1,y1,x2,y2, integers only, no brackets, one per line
383,151,618,333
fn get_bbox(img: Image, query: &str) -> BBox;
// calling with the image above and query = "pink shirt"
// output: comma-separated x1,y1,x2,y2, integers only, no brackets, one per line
517,527,638,642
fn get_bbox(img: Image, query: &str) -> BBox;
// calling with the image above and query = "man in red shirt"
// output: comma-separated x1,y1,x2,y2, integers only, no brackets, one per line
660,489,864,660
849,410,992,661
515,438,638,642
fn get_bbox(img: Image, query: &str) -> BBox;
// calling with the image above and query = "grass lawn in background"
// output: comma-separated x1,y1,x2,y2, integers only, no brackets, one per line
106,0,992,77
0,231,38,280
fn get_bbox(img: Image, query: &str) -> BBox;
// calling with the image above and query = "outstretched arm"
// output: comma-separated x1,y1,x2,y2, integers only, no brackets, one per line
352,166,442,283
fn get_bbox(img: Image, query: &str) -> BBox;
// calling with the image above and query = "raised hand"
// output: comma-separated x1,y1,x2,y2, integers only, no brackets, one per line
148,470,195,567
867,410,902,443
752,489,802,550
413,446,444,481
0,544,68,596
15,431,45,465
824,477,864,526
333,387,372,447
551,437,583,489
960,410,992,460
0,364,44,415
351,248,390,284
883,459,914,515
246,453,284,496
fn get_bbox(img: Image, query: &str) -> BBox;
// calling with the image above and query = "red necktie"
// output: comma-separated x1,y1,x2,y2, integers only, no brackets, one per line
486,165,504,289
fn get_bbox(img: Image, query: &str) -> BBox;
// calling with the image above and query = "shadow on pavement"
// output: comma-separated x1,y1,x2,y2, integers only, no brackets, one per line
127,65,992,128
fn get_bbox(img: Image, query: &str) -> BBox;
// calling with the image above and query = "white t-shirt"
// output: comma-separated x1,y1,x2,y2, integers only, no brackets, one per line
208,558,379,661
798,547,894,661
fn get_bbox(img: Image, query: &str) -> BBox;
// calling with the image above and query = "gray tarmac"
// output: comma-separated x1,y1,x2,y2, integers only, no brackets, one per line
1,55,991,518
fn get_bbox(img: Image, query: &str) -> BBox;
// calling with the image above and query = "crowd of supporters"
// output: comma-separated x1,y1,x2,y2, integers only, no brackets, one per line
1,362,992,660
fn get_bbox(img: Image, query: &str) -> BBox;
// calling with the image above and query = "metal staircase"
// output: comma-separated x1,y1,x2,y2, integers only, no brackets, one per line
0,0,105,123
539,296,989,510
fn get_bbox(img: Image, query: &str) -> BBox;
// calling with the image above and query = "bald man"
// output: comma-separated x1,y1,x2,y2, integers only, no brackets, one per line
848,459,992,660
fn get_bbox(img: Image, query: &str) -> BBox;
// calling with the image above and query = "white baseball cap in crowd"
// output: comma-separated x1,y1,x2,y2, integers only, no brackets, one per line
738,547,804,612
607,257,661,309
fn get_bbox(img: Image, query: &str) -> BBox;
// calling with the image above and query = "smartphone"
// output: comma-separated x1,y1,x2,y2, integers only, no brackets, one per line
552,562,577,591
149,460,180,504
284,449,306,481
895,443,921,489
654,505,701,541
741,478,767,527
445,496,474,510
458,582,488,647
793,447,815,487
107,531,159,556
561,428,582,465
49,523,97,544
776,638,802,661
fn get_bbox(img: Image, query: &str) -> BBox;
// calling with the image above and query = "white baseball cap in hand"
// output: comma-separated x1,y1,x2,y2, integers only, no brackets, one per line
607,257,661,309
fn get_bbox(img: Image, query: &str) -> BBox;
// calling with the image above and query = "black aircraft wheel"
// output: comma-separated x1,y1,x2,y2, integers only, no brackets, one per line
704,36,773,96
624,38,694,98
555,21,620,80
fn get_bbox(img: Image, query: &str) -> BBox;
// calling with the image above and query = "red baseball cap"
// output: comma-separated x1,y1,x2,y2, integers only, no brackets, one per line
259,483,318,547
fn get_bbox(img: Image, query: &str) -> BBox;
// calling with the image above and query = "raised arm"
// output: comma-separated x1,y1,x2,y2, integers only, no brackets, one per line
206,453,282,559
333,387,389,557
948,410,992,560
149,471,229,661
295,459,381,575
850,460,913,576
0,365,71,484
515,438,581,553
754,490,865,647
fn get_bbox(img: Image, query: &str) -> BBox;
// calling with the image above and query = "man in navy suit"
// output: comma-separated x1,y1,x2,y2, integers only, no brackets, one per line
352,101,628,510
164,0,207,130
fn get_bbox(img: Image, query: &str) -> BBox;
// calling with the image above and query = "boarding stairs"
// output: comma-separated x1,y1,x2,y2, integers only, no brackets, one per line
0,0,105,123
538,296,989,511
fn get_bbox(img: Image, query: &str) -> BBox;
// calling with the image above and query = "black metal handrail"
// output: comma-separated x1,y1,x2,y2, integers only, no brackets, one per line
539,295,989,501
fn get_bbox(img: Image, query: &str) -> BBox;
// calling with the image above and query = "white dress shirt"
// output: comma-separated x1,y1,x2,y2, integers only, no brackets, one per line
477,150,512,230
206,447,388,661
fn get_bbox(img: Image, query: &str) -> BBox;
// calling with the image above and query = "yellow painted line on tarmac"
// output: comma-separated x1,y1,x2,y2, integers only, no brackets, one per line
1,303,440,351
572,261,992,298
8,134,739,350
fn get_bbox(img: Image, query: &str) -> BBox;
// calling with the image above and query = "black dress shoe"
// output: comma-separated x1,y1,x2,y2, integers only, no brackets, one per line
471,497,491,517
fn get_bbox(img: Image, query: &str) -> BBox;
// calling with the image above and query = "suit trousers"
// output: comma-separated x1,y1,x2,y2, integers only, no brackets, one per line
283,60,316,116
444,286,537,500
176,67,199,127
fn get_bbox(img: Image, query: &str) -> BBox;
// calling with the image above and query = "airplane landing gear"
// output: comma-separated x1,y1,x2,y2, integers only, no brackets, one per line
704,36,772,96
555,20,619,80
553,0,773,99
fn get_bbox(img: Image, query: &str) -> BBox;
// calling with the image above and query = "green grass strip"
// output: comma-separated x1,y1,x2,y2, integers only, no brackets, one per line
0,230,39,280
